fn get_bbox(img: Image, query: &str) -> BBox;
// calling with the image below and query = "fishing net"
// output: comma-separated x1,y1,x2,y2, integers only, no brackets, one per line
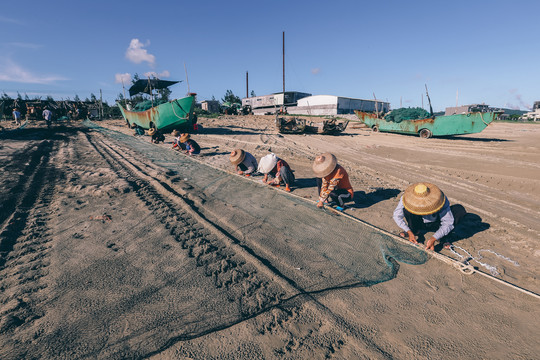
384,107,431,123
76,121,429,357
132,99,167,112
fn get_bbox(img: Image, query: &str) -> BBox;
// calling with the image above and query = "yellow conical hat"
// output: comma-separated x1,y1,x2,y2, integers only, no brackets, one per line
403,182,445,215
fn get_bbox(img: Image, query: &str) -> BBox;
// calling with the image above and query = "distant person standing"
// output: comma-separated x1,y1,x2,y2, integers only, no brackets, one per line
12,108,21,126
42,107,52,128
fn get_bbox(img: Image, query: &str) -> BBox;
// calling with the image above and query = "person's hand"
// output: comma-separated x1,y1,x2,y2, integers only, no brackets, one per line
407,230,417,244
425,236,437,251
317,201,324,208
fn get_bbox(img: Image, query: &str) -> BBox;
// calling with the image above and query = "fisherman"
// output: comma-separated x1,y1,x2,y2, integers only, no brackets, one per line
12,108,21,126
179,133,201,155
393,182,466,250
230,149,257,176
148,128,165,144
258,153,294,192
131,123,145,136
42,107,52,128
313,153,354,210
171,130,186,150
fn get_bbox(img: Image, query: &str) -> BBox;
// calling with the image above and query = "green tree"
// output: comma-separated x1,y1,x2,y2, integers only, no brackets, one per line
46,95,54,102
90,93,97,102
17,92,23,101
1,92,11,100
74,94,81,102
222,90,241,104
250,90,256,97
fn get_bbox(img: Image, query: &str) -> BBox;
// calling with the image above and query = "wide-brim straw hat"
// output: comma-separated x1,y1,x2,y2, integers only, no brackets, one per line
148,128,156,135
179,133,190,142
172,130,180,137
230,149,246,165
402,182,445,215
312,153,337,178
258,153,278,174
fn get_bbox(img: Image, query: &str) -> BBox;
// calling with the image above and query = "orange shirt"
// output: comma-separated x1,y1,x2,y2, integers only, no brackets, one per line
319,165,354,201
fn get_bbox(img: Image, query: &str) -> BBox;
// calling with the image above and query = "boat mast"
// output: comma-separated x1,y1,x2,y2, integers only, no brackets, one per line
184,62,190,95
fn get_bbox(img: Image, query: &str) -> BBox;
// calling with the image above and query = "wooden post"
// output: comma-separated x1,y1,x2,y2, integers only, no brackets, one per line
246,71,249,98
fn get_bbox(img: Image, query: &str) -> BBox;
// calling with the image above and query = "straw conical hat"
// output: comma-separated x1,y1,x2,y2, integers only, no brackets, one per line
312,153,337,178
258,153,278,174
172,130,180,137
402,182,445,215
179,133,190,142
148,128,156,135
230,149,246,165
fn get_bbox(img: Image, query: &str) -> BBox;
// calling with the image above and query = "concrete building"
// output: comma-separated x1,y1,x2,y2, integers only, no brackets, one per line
287,95,390,116
242,91,311,115
201,100,220,113
521,101,540,121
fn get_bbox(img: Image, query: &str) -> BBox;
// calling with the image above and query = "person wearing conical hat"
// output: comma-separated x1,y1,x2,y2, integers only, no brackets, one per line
179,133,201,155
313,153,354,210
171,130,185,150
148,128,165,143
258,153,295,192
230,149,257,176
393,182,466,250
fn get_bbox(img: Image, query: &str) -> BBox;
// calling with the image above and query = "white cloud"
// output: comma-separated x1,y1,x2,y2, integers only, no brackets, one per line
143,70,170,79
0,16,23,25
115,73,132,84
311,68,321,75
6,42,43,49
0,57,68,84
125,39,155,66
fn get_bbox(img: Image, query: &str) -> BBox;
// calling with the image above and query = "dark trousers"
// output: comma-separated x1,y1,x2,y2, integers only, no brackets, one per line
270,167,295,186
404,204,466,235
316,178,352,207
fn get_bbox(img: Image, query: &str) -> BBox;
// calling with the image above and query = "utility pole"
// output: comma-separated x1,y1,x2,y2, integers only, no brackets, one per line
246,71,249,98
282,31,285,95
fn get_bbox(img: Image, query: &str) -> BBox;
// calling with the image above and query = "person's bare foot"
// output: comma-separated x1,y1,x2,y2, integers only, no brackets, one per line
443,242,452,250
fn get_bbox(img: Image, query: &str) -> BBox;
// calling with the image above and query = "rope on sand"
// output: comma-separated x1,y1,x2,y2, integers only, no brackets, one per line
449,245,519,277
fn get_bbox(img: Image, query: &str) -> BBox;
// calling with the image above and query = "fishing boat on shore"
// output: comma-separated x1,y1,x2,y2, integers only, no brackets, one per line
354,110,500,138
118,79,195,132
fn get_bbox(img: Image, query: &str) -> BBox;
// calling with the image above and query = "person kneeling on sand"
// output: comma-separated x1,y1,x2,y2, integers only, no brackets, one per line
313,153,354,210
148,128,165,144
131,123,145,136
393,182,466,250
171,130,186,150
179,133,200,155
230,149,257,176
258,153,295,192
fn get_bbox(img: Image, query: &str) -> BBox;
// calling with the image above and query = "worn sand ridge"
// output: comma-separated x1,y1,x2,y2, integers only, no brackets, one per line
1,119,539,359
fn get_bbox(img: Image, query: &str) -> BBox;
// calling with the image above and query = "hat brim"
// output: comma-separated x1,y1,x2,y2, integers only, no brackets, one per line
402,182,445,215
312,153,337,178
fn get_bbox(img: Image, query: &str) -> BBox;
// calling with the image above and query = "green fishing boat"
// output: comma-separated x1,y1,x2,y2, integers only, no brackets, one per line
354,110,501,138
118,79,195,132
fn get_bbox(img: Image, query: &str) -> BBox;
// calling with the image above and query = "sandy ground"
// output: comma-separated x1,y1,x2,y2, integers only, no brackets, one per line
0,116,538,359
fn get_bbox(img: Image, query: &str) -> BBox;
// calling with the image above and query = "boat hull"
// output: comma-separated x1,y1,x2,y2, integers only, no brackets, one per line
354,111,499,137
118,96,195,132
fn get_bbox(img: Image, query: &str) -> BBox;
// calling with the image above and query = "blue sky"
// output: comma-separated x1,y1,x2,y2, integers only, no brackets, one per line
1,0,538,111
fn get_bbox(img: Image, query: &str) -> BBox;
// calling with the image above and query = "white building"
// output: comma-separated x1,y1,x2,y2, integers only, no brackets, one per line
287,95,390,116
521,101,540,121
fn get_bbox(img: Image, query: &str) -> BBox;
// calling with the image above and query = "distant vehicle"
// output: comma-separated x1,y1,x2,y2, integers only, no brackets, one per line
276,115,349,135
118,79,195,132
354,110,501,138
